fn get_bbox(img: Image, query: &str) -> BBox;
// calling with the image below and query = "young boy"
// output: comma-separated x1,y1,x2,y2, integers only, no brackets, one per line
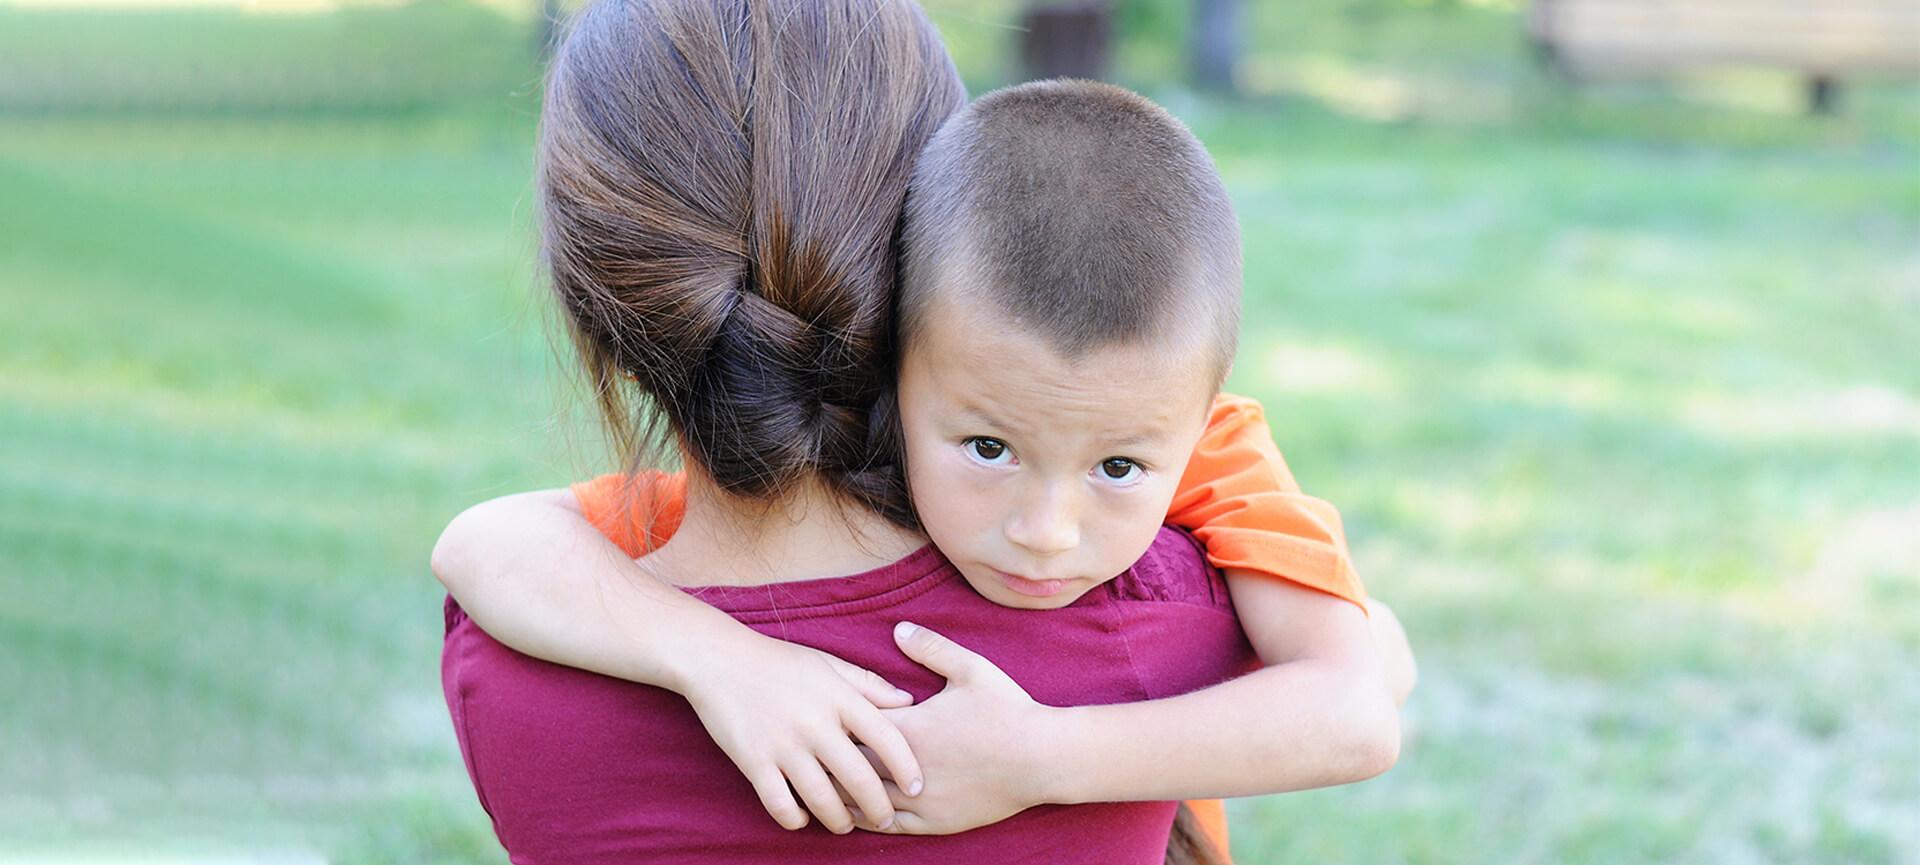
436,79,1413,856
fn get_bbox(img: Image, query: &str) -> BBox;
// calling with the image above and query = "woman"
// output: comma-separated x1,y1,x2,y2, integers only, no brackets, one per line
440,0,1395,862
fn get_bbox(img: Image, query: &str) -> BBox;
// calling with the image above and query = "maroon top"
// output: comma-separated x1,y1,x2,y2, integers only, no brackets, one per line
442,526,1258,864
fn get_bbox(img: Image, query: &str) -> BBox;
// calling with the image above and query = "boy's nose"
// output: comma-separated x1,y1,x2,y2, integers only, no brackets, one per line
1005,488,1080,558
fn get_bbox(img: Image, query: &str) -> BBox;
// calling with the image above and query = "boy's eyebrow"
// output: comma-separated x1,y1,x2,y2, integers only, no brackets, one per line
1100,428,1170,449
961,405,1018,432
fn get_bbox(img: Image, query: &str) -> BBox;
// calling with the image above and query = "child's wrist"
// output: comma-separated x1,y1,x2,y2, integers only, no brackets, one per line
652,604,762,694
1028,705,1091,806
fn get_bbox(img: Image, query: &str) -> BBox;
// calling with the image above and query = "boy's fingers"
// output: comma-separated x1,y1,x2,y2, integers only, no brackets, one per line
815,735,895,830
873,802,933,835
892,621,984,683
844,706,924,797
838,769,917,829
878,776,914,812
852,774,917,817
844,803,916,836
821,652,915,708
830,780,891,833
782,757,856,835
744,763,809,831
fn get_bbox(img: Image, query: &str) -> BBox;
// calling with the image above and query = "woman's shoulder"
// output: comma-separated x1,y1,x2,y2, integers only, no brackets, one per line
1101,525,1232,611
1099,526,1256,701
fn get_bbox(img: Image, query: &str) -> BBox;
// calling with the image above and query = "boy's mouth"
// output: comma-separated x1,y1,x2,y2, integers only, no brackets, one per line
991,568,1071,598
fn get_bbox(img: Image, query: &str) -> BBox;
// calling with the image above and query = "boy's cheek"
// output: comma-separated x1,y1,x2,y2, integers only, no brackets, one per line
1083,484,1184,575
908,451,978,518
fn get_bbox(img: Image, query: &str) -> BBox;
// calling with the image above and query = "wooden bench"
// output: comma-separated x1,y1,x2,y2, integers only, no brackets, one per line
1527,0,1920,111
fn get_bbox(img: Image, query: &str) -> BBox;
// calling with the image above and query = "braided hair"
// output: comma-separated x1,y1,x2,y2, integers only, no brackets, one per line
537,0,964,527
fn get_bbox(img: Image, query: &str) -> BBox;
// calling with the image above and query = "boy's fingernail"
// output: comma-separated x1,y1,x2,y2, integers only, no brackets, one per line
894,621,918,642
879,816,894,830
894,688,913,702
908,777,924,796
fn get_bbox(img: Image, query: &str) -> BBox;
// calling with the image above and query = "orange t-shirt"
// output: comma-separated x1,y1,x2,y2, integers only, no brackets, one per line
571,392,1365,857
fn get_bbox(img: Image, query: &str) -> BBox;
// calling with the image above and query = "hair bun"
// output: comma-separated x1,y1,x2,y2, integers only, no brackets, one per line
677,289,839,495
537,0,963,525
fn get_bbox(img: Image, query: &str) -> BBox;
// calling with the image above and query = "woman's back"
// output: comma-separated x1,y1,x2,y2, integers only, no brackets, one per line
452,2,1256,860
443,525,1257,864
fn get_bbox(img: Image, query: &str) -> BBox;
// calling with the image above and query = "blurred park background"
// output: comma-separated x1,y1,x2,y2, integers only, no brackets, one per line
2,0,1916,862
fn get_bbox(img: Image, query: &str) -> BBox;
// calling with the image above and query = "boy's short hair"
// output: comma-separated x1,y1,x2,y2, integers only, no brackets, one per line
899,79,1241,380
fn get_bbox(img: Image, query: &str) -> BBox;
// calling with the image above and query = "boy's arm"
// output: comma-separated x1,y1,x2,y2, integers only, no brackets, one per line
433,488,724,689
877,580,1398,831
1050,389,1414,796
1367,596,1418,707
1040,574,1397,802
1165,393,1364,609
432,487,924,833
869,394,1408,833
1170,393,1415,701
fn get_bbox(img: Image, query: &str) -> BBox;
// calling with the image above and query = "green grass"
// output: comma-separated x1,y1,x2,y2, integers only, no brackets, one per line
2,1,1916,862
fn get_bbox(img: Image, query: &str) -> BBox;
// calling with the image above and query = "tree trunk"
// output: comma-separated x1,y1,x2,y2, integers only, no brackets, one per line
1019,1,1114,82
1190,0,1243,94
1807,74,1840,116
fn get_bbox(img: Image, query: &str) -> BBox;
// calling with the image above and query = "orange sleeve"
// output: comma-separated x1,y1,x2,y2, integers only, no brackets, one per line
1166,393,1366,611
568,470,690,558
1185,798,1232,860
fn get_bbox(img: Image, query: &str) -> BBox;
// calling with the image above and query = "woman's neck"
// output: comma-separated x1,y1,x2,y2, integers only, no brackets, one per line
645,470,927,588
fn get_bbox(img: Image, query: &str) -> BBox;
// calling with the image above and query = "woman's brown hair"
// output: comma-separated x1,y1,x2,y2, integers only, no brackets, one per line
537,0,964,526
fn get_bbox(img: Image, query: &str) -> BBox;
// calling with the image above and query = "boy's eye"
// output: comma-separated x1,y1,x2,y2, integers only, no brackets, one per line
967,437,1011,464
1098,458,1141,482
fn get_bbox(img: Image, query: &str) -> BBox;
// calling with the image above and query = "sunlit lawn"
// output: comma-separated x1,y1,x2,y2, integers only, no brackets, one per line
2,2,1915,863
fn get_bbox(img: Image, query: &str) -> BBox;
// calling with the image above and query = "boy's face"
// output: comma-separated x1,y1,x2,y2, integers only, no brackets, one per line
897,302,1217,610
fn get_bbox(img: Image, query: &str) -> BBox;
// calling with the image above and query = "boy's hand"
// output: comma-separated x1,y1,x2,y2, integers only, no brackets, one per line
848,622,1051,835
679,628,924,834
